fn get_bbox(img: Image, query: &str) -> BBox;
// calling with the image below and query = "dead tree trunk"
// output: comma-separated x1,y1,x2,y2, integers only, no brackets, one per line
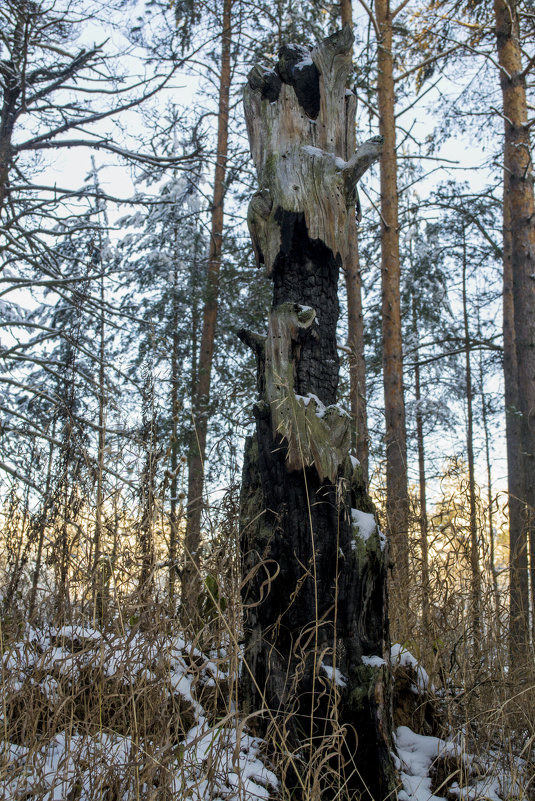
239,27,398,800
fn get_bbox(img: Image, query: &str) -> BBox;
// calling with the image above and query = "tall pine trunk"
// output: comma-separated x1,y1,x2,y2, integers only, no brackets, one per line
494,0,534,653
340,0,369,481
184,0,233,616
28,425,56,622
412,303,430,638
93,270,108,623
169,261,181,605
239,27,397,800
375,0,410,638
461,229,481,640
478,324,500,633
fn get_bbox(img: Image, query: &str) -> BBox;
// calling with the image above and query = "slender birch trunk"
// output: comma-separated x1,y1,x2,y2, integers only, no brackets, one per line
29,423,56,621
478,326,500,632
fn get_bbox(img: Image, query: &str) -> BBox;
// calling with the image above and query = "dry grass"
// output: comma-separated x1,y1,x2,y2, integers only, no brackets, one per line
0,483,534,800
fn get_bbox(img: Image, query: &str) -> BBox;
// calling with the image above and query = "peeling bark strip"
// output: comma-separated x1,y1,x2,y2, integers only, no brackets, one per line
239,27,398,800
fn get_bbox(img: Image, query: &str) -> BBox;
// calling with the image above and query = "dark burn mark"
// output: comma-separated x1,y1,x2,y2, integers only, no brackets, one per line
248,67,282,102
272,208,339,405
277,43,320,119
260,70,282,102
248,44,320,118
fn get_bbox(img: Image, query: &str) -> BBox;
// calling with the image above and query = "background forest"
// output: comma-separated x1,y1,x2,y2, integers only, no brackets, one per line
0,0,534,799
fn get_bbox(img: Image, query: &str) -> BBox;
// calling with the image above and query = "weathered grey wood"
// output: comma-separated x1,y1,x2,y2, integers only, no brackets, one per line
240,26,397,800
263,303,351,481
244,30,382,278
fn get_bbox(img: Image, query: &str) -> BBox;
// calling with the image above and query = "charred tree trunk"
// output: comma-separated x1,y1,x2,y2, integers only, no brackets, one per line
239,27,398,800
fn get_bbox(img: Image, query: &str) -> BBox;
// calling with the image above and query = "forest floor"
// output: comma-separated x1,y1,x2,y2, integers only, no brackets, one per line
0,615,533,801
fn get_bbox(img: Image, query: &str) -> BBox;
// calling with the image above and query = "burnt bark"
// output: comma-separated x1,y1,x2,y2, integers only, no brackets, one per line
239,27,398,801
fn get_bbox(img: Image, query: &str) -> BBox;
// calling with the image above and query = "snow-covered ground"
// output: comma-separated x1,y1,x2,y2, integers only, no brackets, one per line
0,628,529,800
1,624,276,801
395,725,526,801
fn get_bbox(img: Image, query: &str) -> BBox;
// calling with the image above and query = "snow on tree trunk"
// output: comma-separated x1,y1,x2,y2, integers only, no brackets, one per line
239,26,398,799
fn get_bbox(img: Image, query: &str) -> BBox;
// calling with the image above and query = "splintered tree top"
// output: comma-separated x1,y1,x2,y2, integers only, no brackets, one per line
244,25,382,275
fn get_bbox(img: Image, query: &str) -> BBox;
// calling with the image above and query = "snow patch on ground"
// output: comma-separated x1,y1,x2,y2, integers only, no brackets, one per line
1,627,526,801
180,720,278,801
396,725,455,801
2,725,277,801
395,725,521,801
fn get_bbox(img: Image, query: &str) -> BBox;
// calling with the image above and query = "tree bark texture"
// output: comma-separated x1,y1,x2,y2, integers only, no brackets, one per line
494,0,534,653
184,0,233,617
503,173,529,651
340,0,370,482
375,0,410,637
239,27,398,800
412,303,430,639
461,232,482,640
346,235,370,482
0,11,23,215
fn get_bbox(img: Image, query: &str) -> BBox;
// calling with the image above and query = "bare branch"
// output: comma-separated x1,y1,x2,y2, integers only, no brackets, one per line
354,0,380,38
